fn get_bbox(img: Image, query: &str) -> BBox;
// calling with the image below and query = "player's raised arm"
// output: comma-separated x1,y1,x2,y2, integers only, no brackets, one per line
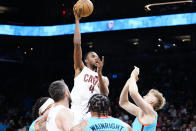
97,56,109,96
128,66,155,115
119,77,140,116
73,8,84,76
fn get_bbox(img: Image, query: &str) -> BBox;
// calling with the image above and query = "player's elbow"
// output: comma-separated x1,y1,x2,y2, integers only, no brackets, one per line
119,95,128,107
100,86,109,96
74,42,81,46
129,91,139,98
119,101,123,107
105,89,109,96
101,90,109,96
119,100,127,108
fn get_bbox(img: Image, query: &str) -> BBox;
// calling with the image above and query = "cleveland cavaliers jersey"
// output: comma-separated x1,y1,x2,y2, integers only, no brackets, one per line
46,105,68,131
71,66,106,125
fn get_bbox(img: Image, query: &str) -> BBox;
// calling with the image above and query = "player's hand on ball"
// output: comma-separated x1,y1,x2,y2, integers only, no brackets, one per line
73,6,81,20
74,0,94,18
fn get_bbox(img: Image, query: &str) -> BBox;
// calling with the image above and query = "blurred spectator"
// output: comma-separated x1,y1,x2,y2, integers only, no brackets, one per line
172,117,181,130
168,105,177,117
0,120,9,131
1,52,196,131
157,117,163,129
181,105,187,115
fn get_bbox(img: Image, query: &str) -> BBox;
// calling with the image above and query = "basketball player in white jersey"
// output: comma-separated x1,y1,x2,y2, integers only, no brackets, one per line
46,80,74,131
71,8,109,125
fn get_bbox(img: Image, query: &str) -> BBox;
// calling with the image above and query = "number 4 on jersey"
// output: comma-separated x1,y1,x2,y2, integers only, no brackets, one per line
89,85,94,93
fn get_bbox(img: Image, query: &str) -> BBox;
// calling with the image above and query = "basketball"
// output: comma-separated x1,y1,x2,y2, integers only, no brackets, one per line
74,0,94,17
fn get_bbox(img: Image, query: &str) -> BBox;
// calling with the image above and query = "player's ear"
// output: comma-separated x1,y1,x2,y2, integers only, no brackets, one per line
150,100,154,105
85,58,88,64
65,90,69,97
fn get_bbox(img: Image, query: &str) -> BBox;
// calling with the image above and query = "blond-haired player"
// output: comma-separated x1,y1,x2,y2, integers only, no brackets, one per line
119,66,166,131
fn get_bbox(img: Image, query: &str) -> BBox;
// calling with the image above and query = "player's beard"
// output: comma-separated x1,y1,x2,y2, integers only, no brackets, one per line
68,96,72,108
91,64,97,71
68,96,72,105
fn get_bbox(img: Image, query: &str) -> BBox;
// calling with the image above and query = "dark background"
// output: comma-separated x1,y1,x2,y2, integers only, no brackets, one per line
1,0,196,130
0,0,196,25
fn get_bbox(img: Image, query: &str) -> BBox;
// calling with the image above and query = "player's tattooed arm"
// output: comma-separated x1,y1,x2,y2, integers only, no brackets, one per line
34,117,47,131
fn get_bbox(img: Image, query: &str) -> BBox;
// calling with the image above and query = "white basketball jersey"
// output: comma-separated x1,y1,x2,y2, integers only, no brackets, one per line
46,105,67,131
71,66,106,125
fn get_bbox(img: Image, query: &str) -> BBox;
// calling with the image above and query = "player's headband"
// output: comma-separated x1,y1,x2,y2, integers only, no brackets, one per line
39,98,54,114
